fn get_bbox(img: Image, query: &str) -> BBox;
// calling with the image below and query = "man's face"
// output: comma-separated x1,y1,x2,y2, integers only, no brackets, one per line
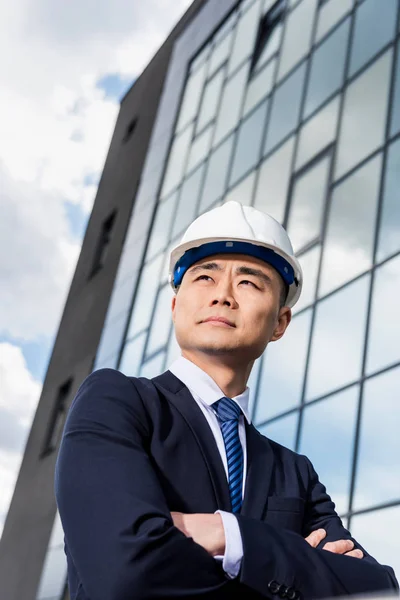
171,253,291,362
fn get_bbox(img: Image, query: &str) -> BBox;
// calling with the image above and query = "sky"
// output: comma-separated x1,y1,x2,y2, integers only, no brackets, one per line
0,0,193,538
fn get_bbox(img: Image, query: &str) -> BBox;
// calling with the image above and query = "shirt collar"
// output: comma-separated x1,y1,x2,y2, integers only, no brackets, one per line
169,356,251,423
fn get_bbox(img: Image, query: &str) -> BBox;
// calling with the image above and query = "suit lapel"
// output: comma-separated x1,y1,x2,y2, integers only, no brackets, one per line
241,422,275,519
152,371,232,512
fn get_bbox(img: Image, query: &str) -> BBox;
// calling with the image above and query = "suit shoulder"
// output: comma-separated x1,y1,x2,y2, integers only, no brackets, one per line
261,434,310,469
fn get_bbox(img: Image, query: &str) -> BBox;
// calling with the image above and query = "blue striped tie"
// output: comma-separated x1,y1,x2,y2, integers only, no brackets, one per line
213,397,243,514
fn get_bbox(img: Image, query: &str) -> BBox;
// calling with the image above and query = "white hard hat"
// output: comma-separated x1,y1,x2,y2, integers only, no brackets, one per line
168,201,302,308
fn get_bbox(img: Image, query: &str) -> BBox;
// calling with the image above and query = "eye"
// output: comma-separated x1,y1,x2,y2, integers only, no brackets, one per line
196,274,213,282
240,279,258,288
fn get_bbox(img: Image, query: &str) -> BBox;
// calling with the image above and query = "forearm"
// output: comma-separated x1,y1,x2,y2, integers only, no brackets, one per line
237,515,398,598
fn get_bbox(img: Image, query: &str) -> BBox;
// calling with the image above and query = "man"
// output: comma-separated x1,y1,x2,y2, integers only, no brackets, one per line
55,201,398,600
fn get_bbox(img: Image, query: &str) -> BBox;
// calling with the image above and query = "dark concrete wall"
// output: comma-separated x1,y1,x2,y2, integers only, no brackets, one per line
0,2,206,599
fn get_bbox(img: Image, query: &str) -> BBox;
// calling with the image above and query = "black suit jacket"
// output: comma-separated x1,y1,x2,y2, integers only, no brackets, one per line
55,368,399,600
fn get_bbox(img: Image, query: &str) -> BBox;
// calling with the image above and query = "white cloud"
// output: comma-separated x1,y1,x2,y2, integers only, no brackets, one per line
0,343,42,537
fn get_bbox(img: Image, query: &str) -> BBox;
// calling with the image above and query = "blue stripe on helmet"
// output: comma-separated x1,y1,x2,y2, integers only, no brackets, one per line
173,241,295,287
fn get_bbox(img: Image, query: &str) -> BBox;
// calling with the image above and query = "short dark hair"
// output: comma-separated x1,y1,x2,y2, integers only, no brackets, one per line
279,280,289,308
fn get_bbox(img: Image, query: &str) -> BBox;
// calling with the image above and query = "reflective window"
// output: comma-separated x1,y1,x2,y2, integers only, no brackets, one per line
171,163,205,239
293,245,321,315
161,123,194,198
299,386,359,516
254,136,295,223
247,356,262,419
228,0,262,76
287,154,331,253
243,58,276,117
118,332,147,377
376,138,400,262
229,100,268,186
255,309,312,423
186,125,213,174
146,192,178,260
95,313,128,368
213,61,249,148
126,254,164,339
366,254,400,376
264,62,307,154
353,367,400,510
190,44,211,75
198,134,235,213
36,547,67,600
277,0,317,81
335,50,392,180
251,0,285,73
257,411,299,451
146,285,173,357
319,154,381,297
296,95,340,170
223,170,256,205
390,43,400,137
176,62,207,133
349,0,397,78
196,68,225,134
304,18,350,119
106,275,137,327
165,329,181,367
140,351,166,379
315,0,353,44
208,29,234,77
306,275,370,401
351,506,400,579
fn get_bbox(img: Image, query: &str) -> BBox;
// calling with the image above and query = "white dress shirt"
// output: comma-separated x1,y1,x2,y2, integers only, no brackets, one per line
169,356,247,579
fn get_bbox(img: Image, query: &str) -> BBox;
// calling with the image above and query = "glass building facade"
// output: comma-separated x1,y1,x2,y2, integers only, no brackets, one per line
36,0,400,596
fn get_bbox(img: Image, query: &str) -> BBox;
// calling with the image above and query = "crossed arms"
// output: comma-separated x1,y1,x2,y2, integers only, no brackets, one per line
55,369,399,600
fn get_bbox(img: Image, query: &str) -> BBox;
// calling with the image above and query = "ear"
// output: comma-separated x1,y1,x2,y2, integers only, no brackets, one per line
271,307,292,342
171,295,176,323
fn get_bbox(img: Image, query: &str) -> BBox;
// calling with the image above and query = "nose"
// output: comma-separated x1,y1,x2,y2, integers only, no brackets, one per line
209,279,238,309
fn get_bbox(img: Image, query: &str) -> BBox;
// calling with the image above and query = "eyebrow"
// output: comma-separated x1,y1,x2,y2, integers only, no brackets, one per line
189,262,272,286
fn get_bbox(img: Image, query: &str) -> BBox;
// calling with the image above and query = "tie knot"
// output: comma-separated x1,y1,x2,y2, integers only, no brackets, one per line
213,397,242,423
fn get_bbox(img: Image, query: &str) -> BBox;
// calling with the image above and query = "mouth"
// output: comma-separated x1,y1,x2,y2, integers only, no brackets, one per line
201,317,236,328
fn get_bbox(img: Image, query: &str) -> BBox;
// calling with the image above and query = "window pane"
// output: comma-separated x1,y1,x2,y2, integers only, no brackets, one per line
254,136,295,223
258,412,298,451
353,367,400,510
95,314,128,368
36,547,67,600
171,163,205,239
306,275,369,401
253,21,283,73
287,154,330,253
126,254,163,338
315,0,353,44
186,125,213,174
176,62,207,133
223,170,256,205
229,100,268,186
255,309,312,423
228,0,261,76
349,0,397,78
190,43,211,74
243,58,276,117
146,193,178,260
198,134,235,213
335,50,392,180
293,245,321,314
390,43,400,137
319,154,381,297
106,275,137,326
119,332,147,376
140,351,166,379
304,17,350,119
351,506,400,579
213,61,249,148
296,95,340,170
264,62,307,154
209,29,234,77
277,0,317,81
376,138,400,262
161,123,194,198
146,285,173,357
366,254,400,375
196,68,225,134
299,386,359,516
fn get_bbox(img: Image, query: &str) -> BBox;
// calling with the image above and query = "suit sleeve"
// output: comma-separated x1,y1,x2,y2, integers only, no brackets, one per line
236,455,399,598
55,369,237,600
